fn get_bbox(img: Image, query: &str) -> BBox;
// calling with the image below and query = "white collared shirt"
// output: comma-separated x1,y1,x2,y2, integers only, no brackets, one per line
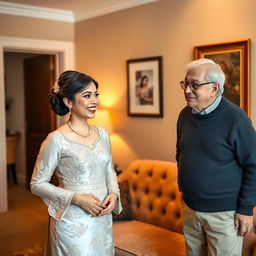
192,95,222,115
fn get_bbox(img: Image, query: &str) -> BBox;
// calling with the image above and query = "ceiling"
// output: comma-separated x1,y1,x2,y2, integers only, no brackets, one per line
0,0,159,22
2,0,106,11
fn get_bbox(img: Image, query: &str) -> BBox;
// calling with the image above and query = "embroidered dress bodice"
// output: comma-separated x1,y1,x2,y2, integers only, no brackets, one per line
31,127,122,256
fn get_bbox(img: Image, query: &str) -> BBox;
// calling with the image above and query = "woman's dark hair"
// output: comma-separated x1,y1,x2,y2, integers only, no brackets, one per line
140,75,148,88
47,70,98,116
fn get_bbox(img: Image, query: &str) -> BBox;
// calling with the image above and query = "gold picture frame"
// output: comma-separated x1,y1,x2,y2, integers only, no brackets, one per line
194,39,250,116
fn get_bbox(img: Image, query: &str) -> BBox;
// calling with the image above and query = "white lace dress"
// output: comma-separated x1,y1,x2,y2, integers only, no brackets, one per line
30,127,122,256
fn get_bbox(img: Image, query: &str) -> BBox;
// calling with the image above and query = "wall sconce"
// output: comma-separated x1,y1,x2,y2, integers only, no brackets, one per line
89,109,113,134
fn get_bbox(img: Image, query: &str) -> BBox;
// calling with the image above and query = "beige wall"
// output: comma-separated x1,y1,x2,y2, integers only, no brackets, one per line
0,14,74,41
75,0,256,170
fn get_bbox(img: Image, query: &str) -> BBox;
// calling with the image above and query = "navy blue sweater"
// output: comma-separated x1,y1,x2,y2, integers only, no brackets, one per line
176,97,256,215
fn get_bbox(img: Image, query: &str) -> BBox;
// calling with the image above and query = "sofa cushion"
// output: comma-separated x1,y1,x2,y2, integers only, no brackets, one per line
113,181,132,221
118,160,183,234
113,220,186,256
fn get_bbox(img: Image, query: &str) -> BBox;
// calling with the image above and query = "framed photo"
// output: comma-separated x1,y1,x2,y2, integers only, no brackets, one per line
127,56,163,117
194,39,250,115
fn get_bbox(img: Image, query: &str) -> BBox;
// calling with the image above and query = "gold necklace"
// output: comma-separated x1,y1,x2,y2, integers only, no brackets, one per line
67,121,91,139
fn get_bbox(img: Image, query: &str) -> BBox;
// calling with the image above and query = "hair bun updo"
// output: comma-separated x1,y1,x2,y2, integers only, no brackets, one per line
47,88,70,116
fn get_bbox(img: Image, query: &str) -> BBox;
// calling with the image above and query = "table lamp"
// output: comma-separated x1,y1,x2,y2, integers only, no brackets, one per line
89,109,113,134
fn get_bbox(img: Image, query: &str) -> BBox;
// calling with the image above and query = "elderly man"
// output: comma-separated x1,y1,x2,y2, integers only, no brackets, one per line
176,58,256,256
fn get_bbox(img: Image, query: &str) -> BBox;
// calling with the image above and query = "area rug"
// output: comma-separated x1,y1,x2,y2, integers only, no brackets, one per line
9,247,44,256
9,246,135,256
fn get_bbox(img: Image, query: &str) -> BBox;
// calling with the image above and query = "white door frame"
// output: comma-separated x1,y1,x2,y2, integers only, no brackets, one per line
0,36,74,212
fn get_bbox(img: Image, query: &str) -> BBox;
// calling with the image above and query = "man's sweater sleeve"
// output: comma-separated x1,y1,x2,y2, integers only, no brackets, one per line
176,111,184,192
233,115,256,215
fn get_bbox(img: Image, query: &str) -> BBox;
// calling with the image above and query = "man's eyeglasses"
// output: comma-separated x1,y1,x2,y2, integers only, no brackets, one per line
179,81,216,90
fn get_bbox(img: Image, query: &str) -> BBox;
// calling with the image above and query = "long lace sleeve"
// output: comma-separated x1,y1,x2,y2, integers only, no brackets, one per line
103,129,122,214
30,133,74,221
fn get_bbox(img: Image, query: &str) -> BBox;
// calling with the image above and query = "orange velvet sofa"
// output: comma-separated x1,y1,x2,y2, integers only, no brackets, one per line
113,159,256,256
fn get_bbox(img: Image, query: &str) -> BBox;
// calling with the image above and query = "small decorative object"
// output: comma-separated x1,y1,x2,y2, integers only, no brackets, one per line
194,39,250,116
53,82,60,93
5,96,14,111
114,164,122,176
127,56,163,117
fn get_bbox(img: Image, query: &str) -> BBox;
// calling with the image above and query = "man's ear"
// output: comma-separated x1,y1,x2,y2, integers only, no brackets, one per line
63,97,73,109
212,83,219,94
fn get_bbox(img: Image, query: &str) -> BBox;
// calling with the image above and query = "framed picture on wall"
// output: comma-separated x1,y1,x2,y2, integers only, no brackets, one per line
127,56,163,117
194,39,250,116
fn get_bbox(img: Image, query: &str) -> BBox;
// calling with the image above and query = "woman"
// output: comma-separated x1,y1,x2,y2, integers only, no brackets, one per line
136,75,153,105
30,70,122,256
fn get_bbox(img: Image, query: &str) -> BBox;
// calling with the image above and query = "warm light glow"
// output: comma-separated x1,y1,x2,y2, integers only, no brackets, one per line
110,133,138,170
98,81,123,108
100,91,119,108
89,109,113,134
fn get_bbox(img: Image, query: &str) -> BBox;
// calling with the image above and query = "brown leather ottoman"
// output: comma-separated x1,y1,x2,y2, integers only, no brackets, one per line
115,246,138,256
113,220,186,256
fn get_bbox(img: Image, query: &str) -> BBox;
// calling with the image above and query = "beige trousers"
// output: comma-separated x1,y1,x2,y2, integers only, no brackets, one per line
182,201,243,256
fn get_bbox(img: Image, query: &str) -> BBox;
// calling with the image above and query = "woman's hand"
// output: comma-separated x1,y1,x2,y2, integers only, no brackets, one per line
98,193,117,216
72,193,106,216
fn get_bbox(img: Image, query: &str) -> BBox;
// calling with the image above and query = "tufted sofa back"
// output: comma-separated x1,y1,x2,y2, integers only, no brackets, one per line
119,159,183,234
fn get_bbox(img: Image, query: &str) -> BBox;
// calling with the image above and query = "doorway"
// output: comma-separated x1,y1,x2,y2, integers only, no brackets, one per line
0,36,74,212
4,52,56,191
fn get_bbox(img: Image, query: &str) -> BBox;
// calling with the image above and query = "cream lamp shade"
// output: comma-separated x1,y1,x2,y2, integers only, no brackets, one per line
89,109,113,134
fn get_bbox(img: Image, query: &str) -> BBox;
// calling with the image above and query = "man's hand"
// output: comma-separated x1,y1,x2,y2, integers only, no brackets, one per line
234,213,253,236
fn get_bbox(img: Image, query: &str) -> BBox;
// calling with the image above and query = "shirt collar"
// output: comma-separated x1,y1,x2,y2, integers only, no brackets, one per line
192,95,222,115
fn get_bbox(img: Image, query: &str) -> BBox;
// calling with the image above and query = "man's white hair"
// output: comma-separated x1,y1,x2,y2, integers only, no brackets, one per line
185,58,225,96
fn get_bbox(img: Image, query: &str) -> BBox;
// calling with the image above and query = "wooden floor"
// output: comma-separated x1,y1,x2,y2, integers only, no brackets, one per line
0,184,48,256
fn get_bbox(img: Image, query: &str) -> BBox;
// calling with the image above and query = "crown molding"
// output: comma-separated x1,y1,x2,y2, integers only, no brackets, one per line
0,1,74,22
0,0,159,23
74,0,159,22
